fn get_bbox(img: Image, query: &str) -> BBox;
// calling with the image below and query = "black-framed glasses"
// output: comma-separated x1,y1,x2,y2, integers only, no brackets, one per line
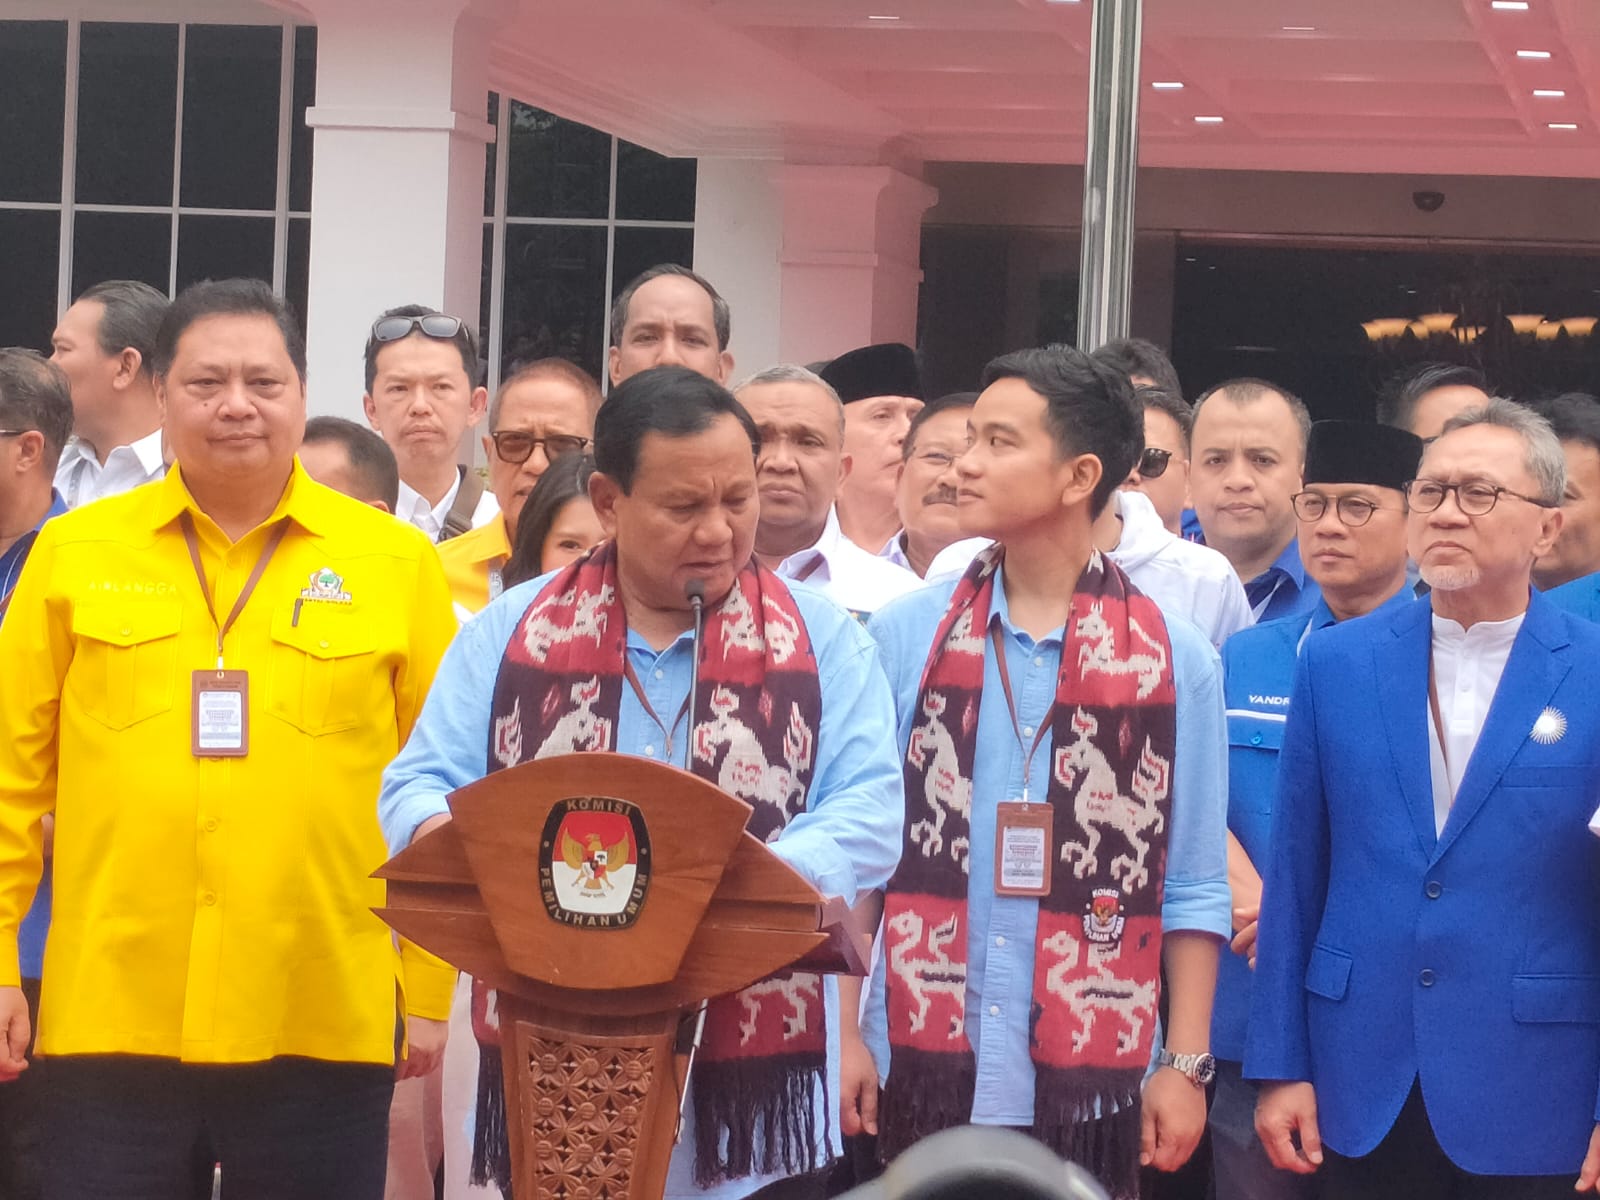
490,430,590,465
0,430,30,438
1403,478,1558,516
1136,447,1173,479
1292,491,1386,527
370,313,468,345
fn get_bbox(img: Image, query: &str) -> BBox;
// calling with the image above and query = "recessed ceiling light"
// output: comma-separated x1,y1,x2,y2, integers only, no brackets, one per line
867,13,900,20
1534,89,1567,97
1195,115,1224,123
1517,48,1552,58
1549,122,1579,130
1282,25,1317,32
1491,0,1530,8
1152,81,1185,90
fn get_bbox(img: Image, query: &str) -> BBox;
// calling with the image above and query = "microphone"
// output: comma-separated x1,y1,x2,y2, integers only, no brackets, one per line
684,579,705,773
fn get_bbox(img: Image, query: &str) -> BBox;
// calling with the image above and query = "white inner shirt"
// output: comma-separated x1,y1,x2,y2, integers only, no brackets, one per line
54,428,165,508
1426,609,1524,834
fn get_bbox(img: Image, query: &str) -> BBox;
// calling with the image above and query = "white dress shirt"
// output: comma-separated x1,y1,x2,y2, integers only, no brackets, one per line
53,429,165,509
1427,609,1524,834
879,532,993,582
1106,490,1255,648
777,508,923,617
396,468,499,543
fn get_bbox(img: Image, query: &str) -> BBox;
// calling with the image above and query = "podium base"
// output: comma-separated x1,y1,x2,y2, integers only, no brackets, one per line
500,994,685,1200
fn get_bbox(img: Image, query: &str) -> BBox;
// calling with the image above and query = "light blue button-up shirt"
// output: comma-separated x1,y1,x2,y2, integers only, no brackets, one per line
379,570,904,1197
862,568,1231,1125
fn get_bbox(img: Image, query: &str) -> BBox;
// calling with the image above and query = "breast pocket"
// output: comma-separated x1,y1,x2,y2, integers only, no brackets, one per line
267,608,381,736
1227,711,1287,811
69,601,184,730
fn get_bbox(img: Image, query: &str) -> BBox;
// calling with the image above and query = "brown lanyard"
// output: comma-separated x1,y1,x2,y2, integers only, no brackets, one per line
622,657,692,757
990,624,1058,804
180,513,290,669
793,555,824,584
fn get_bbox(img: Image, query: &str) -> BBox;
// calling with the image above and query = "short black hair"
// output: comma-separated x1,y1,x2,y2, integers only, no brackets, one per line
1192,377,1312,452
152,278,305,382
1134,384,1193,449
302,415,401,510
1530,392,1600,455
0,349,74,472
609,264,731,352
594,365,758,494
1376,361,1489,431
503,452,598,589
490,358,602,431
1091,337,1183,400
978,344,1139,517
363,303,479,395
76,279,170,376
904,391,977,461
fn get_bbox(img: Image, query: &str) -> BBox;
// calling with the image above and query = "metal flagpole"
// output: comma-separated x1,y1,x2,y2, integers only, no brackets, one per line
1076,0,1144,351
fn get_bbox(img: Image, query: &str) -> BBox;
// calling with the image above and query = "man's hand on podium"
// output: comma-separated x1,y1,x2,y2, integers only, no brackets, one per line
398,1015,448,1080
0,985,29,1082
410,813,453,844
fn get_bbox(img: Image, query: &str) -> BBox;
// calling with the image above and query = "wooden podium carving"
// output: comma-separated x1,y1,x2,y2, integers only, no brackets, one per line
376,753,870,1200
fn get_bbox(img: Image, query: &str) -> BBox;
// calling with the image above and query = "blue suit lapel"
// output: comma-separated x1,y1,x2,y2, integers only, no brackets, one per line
1432,595,1573,862
1376,601,1438,857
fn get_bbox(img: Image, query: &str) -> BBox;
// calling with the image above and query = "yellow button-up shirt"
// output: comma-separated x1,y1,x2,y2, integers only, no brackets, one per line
437,513,510,617
0,460,456,1064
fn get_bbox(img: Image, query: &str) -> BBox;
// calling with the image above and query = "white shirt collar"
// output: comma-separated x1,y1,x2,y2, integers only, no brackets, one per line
54,428,166,507
396,470,464,542
775,507,845,580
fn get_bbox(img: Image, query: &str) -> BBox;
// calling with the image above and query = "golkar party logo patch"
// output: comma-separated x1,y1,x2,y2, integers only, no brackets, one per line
538,796,652,929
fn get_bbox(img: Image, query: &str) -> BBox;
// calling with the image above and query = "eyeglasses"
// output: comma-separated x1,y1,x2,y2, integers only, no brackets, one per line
490,430,590,465
911,448,960,470
369,313,474,349
0,430,29,438
1292,491,1387,527
1403,478,1558,516
1136,447,1174,479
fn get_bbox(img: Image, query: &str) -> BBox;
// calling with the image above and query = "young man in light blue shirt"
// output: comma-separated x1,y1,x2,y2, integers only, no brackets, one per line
862,345,1230,1200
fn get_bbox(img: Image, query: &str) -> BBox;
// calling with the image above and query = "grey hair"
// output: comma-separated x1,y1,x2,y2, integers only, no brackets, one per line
732,363,845,436
1438,397,1566,504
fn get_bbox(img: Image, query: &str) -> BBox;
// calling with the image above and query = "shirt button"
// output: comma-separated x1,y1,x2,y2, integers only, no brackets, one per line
988,1005,1001,1017
121,626,132,637
1251,733,1263,746
202,891,217,906
644,746,656,757
319,639,330,649
1425,880,1443,899
1419,968,1436,987
1033,657,1044,668
654,669,665,681
1022,726,1035,738
204,818,219,833
995,936,1007,948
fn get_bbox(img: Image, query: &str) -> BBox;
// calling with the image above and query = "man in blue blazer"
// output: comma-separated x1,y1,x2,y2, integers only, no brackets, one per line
1247,398,1600,1198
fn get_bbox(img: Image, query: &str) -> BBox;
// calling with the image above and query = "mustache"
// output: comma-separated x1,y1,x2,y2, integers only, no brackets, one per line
922,485,959,506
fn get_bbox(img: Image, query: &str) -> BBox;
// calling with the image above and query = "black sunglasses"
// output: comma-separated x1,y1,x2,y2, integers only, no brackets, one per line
1137,446,1173,479
369,313,476,355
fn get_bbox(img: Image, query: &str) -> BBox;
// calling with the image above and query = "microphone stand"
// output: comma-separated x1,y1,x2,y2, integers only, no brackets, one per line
677,578,708,1140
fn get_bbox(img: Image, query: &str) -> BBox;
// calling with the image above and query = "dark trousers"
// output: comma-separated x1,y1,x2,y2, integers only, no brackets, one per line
1321,1083,1578,1200
41,1054,393,1200
1208,1060,1316,1200
0,978,43,1200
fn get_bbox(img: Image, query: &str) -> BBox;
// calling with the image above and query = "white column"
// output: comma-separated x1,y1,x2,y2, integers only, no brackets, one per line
774,165,937,364
693,158,784,380
299,0,503,416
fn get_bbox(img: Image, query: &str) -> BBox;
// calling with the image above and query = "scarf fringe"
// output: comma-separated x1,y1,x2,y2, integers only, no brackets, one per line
876,1052,977,1165
1033,1067,1144,1200
691,1058,825,1187
470,1042,513,1193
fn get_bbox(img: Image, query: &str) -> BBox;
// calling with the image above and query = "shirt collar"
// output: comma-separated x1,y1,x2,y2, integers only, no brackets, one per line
777,507,846,578
1431,607,1526,652
396,470,463,533
1266,536,1309,588
991,565,1065,648
126,428,166,476
58,429,165,475
149,459,334,539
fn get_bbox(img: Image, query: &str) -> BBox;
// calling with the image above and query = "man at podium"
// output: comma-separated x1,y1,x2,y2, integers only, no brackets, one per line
380,364,904,1200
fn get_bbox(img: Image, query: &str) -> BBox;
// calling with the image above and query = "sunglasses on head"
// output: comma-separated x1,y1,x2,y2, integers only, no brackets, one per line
370,313,473,349
1136,446,1173,479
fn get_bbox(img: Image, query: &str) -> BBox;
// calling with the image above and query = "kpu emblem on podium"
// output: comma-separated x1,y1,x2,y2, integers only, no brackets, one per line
538,796,653,928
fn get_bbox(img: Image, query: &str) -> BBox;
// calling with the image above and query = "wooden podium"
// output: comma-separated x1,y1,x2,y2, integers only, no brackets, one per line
376,753,870,1200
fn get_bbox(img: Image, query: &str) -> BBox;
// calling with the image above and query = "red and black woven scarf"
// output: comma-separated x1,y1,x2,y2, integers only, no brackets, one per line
474,540,828,1190
878,545,1175,1200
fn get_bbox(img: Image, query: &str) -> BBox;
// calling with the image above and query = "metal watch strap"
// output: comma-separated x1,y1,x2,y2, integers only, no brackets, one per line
1157,1049,1215,1087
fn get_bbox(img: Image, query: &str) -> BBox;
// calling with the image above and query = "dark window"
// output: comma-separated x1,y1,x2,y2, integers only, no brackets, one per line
181,25,282,211
505,102,609,220
288,26,316,213
285,218,311,334
0,21,68,204
611,226,694,297
480,223,494,367
484,92,499,218
0,210,62,350
615,141,695,223
72,212,171,297
76,23,179,207
176,214,274,290
500,224,607,379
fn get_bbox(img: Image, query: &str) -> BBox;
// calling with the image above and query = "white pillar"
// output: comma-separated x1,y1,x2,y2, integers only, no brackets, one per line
693,159,784,380
775,165,937,363
299,0,502,416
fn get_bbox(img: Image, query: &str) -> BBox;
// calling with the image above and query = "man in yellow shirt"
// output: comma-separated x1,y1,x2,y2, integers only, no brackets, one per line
437,358,599,616
0,279,456,1200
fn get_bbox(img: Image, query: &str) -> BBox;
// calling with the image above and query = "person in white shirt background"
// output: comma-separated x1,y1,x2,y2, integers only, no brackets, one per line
737,363,923,619
48,279,170,508
881,391,991,581
362,305,498,542
818,343,927,557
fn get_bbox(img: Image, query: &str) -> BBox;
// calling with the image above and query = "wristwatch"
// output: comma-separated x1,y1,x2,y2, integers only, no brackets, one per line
1156,1049,1217,1088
